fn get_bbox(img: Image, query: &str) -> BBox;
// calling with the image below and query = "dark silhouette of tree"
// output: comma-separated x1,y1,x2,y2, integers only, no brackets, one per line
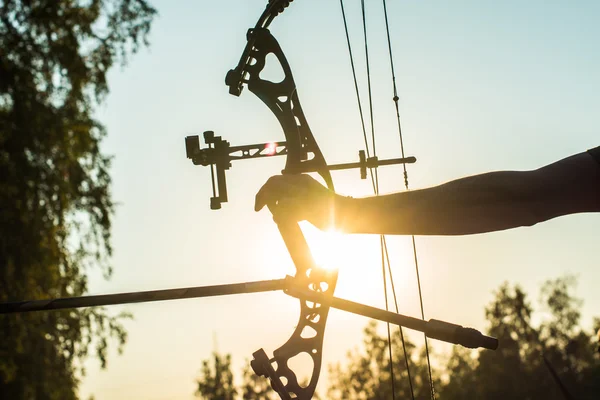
442,276,600,400
196,352,237,400
240,363,278,400
0,1,156,398
195,352,276,400
326,276,599,399
327,321,440,399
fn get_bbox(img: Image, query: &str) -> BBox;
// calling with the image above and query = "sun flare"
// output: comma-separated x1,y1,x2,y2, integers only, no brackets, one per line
302,224,353,272
301,223,416,304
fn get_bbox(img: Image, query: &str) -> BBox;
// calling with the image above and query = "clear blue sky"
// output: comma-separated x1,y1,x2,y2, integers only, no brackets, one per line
81,1,599,398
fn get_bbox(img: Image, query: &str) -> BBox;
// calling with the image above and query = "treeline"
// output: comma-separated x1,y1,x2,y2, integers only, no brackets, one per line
195,276,600,399
0,1,156,398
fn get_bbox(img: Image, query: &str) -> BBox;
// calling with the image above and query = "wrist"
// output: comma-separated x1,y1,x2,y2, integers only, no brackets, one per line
333,194,360,232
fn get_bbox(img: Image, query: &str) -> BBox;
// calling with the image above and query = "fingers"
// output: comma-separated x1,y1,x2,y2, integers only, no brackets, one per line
254,174,315,212
255,174,330,228
266,196,303,225
255,175,286,212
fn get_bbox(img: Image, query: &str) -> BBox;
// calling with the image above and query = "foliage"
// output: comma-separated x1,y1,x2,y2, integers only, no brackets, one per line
0,0,156,398
196,352,237,400
327,321,439,400
441,276,600,400
240,363,278,400
327,276,600,399
195,353,278,400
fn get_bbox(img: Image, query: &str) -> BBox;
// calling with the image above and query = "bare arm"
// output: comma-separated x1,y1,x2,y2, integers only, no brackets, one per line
255,149,600,235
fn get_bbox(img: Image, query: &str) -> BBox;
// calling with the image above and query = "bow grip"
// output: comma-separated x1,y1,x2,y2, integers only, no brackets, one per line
275,219,316,279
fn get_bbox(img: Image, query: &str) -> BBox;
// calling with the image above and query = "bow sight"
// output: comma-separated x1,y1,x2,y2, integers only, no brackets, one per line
185,131,416,210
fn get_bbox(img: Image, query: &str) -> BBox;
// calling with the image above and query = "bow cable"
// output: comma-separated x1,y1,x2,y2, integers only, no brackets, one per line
339,0,435,398
380,0,435,397
359,2,399,398
339,1,415,399
339,2,402,399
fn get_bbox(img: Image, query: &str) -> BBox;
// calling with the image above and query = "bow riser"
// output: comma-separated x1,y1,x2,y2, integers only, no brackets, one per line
232,26,338,400
189,10,418,399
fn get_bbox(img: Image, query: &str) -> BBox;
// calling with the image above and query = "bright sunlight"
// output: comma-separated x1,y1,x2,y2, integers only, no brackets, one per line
301,222,419,306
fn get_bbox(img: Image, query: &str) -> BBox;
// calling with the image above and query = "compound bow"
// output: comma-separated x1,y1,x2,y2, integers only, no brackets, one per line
184,1,491,398
186,2,416,397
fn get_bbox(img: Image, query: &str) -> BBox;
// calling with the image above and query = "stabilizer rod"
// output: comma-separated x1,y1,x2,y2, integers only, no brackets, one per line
285,280,498,351
185,131,416,209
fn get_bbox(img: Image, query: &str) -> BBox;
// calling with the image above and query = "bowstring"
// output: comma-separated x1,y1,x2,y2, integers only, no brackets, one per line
380,0,435,398
357,1,403,398
338,1,415,399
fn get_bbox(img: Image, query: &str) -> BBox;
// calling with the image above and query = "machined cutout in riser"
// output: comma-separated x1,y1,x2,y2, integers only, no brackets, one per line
300,324,318,339
286,351,315,389
259,52,285,83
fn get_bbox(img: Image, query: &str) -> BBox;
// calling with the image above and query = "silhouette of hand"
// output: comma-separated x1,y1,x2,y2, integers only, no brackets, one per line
255,174,339,230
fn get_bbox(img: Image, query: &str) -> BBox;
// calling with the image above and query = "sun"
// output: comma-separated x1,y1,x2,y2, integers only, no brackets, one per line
301,223,416,304
302,223,351,273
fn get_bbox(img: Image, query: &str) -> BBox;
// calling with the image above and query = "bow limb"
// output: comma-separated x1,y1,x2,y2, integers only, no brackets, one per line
252,220,338,400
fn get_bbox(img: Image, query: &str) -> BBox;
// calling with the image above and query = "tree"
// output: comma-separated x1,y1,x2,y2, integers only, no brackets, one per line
196,352,237,400
195,352,277,400
240,363,278,400
0,1,156,398
441,276,600,400
326,276,599,399
327,321,440,400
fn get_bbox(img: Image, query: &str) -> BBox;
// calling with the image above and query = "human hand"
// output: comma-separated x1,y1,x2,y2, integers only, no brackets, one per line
254,174,339,230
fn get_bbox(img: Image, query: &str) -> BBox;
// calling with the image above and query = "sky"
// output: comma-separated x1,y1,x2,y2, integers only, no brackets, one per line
79,1,599,399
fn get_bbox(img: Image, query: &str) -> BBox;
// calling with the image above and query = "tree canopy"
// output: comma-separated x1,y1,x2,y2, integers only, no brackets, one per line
0,1,156,398
328,276,600,399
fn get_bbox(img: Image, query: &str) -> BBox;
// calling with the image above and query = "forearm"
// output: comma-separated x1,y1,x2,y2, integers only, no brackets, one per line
336,152,600,235
336,172,540,235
